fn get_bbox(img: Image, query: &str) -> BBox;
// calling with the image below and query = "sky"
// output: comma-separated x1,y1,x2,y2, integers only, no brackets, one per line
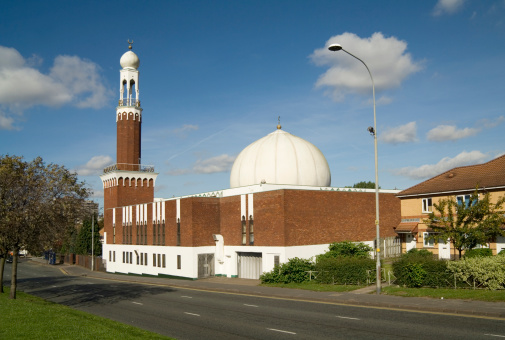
1,0,504,207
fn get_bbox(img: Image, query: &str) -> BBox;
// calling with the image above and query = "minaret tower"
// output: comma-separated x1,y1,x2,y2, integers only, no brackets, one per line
101,42,158,244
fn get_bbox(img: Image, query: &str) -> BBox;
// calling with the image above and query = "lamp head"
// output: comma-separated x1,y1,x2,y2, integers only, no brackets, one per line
367,126,375,136
328,44,343,52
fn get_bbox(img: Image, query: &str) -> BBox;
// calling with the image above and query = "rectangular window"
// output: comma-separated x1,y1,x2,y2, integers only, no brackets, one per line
136,224,139,245
162,221,165,246
249,216,254,245
456,194,474,207
130,252,133,264
140,252,144,265
122,223,125,244
162,254,166,268
274,255,280,267
422,198,432,213
423,232,434,247
242,216,246,245
113,223,116,244
122,251,125,263
113,251,115,262
157,254,161,267
129,223,132,245
153,253,156,267
145,253,148,266
153,222,156,245
125,251,128,263
136,254,139,265
177,219,181,246
177,255,181,269
157,223,161,246
109,251,111,262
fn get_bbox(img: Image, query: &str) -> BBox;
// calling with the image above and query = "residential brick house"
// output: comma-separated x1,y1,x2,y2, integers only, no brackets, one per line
395,155,505,259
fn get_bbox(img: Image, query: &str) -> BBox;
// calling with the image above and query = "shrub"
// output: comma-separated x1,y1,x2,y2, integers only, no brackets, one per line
317,241,373,261
447,256,505,290
315,257,376,285
464,248,493,258
260,257,315,284
393,251,450,288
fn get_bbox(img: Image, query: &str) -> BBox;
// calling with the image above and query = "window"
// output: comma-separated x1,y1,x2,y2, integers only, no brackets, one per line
157,222,161,246
122,223,125,244
241,215,246,245
113,251,115,262
113,223,116,244
423,232,434,247
109,251,112,262
177,255,181,269
153,253,157,267
140,252,144,265
158,254,161,267
177,218,181,246
136,223,139,245
144,253,148,266
457,194,474,207
130,252,133,264
136,253,139,265
162,254,166,268
422,198,432,213
153,221,157,245
249,215,254,245
274,255,280,267
162,220,165,246
144,224,147,245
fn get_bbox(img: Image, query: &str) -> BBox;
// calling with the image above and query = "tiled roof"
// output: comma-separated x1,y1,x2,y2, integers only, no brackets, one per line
394,222,418,233
397,155,505,197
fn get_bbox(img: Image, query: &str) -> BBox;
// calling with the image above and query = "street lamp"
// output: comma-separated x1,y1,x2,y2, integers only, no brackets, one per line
328,43,381,294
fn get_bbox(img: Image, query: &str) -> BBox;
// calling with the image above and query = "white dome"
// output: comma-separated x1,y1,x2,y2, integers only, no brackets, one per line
230,128,331,188
120,50,140,69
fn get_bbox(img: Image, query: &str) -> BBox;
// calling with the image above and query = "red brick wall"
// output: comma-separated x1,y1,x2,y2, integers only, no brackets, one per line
219,196,242,245
116,111,141,169
189,198,221,247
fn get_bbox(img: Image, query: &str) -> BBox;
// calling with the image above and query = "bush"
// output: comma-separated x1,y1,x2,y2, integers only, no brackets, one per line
447,256,505,290
315,257,376,285
464,248,493,258
260,257,315,284
317,241,373,261
393,251,451,288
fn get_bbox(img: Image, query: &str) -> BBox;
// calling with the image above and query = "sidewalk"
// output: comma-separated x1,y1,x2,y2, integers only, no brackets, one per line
32,258,505,319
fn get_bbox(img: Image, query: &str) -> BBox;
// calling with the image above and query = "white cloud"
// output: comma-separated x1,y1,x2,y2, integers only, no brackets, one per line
0,111,15,130
75,155,113,176
173,124,199,138
168,154,236,176
432,0,465,16
310,32,423,101
427,124,480,141
394,150,489,180
0,45,110,129
380,121,417,144
479,115,505,129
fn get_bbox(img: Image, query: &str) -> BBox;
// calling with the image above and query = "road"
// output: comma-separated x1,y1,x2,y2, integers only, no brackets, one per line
3,259,505,340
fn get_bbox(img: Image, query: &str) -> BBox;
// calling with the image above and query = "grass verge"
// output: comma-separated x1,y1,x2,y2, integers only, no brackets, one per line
0,287,172,339
261,281,365,292
381,286,505,302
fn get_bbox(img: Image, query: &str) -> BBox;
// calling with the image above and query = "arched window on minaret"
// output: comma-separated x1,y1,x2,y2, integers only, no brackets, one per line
129,79,136,106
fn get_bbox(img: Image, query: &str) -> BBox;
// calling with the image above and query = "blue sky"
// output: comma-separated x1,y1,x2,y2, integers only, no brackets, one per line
1,0,504,205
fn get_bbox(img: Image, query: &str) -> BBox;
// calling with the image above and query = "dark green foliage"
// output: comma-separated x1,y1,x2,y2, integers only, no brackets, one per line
351,181,379,189
317,241,373,260
499,249,505,256
260,257,314,284
315,257,376,285
464,248,493,258
74,217,101,256
393,251,451,288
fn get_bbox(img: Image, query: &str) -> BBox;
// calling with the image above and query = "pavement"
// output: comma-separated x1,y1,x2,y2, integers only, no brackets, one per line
28,257,505,319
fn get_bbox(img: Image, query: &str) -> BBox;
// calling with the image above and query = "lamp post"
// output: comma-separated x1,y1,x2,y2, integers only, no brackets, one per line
328,43,381,294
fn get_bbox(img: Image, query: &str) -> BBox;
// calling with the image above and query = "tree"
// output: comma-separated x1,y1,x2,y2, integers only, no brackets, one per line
425,190,505,259
345,181,380,189
317,241,373,260
74,216,102,257
0,155,89,298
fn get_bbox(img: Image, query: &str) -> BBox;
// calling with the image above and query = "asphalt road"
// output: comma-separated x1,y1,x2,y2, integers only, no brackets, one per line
4,259,505,340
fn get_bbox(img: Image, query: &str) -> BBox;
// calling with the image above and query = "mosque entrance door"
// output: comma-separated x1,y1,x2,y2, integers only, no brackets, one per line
237,252,262,279
198,253,215,278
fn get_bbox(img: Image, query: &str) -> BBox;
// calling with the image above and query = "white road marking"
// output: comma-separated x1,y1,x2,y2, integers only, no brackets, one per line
244,304,258,307
184,312,200,317
336,316,360,320
132,302,143,305
52,285,57,288
181,296,192,298
485,335,505,338
267,328,296,335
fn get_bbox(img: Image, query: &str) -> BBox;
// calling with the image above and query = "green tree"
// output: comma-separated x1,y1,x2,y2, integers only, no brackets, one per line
75,216,102,256
425,190,505,259
345,181,380,189
0,155,89,298
317,241,373,260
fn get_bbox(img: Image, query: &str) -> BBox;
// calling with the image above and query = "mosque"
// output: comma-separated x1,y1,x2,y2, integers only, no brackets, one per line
100,45,401,279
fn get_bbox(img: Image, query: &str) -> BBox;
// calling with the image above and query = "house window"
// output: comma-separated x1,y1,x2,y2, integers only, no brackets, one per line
242,215,247,245
457,194,475,207
422,198,432,213
177,255,181,269
153,253,157,267
249,215,254,245
177,218,181,246
274,255,280,267
423,232,434,247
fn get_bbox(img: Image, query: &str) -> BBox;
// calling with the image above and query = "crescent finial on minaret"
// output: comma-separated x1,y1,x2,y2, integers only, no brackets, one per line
127,39,134,50
277,116,281,129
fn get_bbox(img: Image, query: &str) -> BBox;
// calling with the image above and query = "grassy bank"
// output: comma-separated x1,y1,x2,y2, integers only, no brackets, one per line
261,281,364,292
382,286,505,302
0,288,172,339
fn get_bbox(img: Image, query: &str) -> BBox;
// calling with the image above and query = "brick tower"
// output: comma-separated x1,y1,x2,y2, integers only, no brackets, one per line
100,42,158,244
